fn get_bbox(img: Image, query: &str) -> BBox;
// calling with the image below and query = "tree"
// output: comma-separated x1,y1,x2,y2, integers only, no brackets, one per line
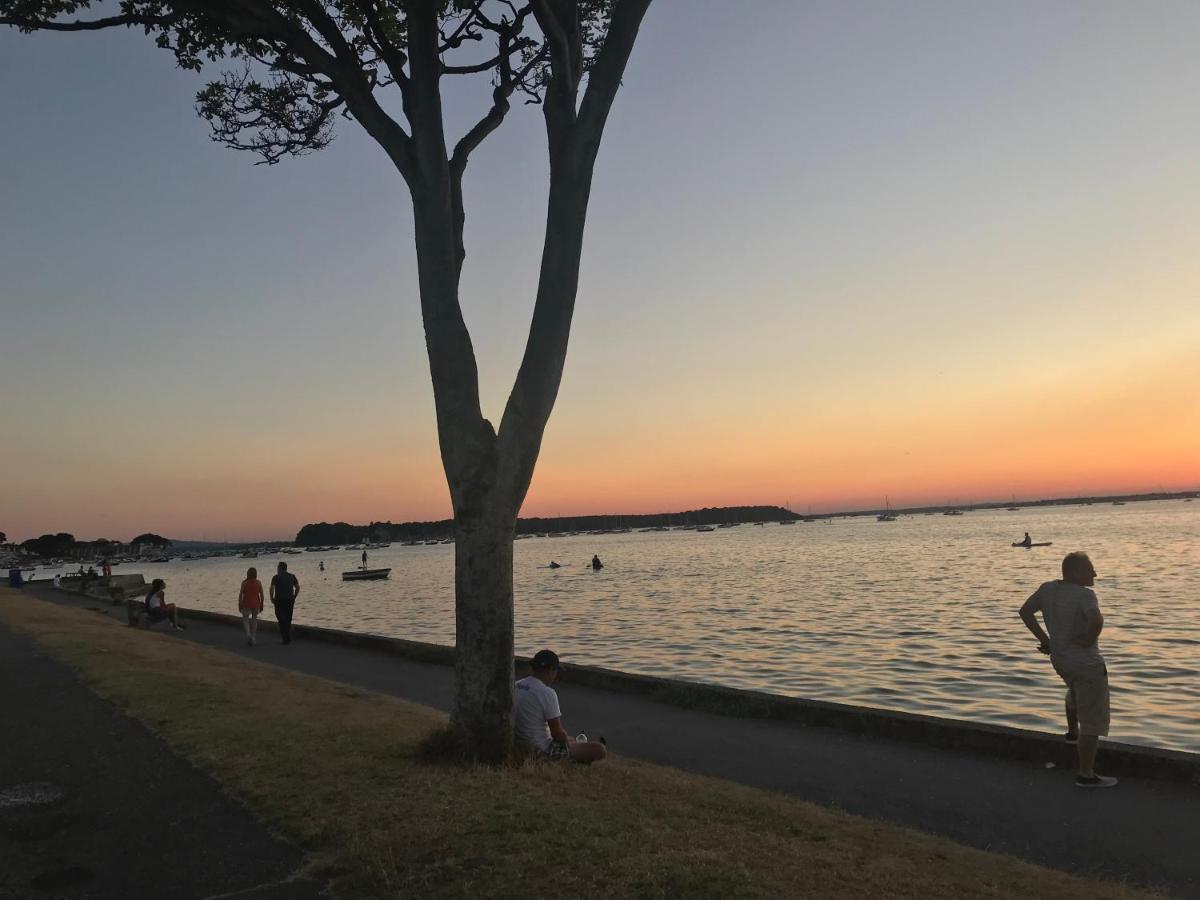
0,531,7,545
3,0,654,761
131,532,172,548
20,533,77,557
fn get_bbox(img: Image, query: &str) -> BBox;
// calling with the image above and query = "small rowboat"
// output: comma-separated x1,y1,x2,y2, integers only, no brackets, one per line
1012,542,1053,548
342,568,392,581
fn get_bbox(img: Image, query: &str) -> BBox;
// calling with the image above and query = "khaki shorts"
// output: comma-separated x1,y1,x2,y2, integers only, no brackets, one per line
1057,664,1110,737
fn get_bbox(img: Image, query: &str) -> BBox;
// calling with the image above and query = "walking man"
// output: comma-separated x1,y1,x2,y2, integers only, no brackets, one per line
1019,551,1116,787
270,561,300,645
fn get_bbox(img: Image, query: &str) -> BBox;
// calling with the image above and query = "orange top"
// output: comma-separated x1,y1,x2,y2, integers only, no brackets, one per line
239,578,264,612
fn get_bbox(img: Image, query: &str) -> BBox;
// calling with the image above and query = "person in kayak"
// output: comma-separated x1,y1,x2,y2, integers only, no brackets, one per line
591,555,603,571
1018,532,1033,548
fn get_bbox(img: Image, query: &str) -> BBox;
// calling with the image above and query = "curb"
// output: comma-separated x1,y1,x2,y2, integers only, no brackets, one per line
39,582,1200,785
174,603,1200,786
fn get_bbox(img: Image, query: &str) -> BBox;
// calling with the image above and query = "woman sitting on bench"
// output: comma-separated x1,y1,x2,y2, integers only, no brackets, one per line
145,579,185,630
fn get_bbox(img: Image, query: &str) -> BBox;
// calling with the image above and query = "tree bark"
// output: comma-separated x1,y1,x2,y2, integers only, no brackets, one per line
452,510,516,762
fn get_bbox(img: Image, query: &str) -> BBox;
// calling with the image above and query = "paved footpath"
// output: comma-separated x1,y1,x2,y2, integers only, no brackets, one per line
24,585,1200,898
0,621,324,900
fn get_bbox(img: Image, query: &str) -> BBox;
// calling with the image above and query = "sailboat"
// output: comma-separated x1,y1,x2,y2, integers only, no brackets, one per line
877,498,897,522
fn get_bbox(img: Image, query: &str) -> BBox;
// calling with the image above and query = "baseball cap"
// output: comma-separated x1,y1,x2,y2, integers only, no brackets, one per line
530,649,561,671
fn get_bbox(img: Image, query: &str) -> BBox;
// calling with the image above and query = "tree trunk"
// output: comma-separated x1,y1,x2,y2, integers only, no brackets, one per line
452,511,516,762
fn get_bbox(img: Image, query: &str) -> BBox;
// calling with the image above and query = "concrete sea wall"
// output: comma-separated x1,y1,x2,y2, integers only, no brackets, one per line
176,605,1199,786
51,577,1198,785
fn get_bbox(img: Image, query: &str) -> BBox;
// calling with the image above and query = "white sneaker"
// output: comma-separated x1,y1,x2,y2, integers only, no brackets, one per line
1075,774,1118,788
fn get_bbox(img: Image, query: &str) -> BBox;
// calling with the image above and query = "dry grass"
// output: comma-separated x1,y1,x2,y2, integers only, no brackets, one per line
0,590,1153,899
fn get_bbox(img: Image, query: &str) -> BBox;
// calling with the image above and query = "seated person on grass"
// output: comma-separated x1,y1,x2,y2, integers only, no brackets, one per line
514,650,606,763
144,578,185,630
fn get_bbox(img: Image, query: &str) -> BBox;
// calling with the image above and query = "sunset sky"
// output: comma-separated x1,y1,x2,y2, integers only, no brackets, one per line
2,1,1198,542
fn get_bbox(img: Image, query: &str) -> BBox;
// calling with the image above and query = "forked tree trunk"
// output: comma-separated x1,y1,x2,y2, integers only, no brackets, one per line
452,511,516,761
405,0,653,763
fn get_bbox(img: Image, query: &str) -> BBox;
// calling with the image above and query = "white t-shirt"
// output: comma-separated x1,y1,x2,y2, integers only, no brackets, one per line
513,675,562,751
1026,580,1104,673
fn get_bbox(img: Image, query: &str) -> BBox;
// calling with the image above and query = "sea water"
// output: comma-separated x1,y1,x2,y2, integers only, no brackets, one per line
54,500,1200,753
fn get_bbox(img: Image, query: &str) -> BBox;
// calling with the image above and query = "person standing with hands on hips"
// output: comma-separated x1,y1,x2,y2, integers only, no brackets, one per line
1019,551,1116,788
270,561,300,645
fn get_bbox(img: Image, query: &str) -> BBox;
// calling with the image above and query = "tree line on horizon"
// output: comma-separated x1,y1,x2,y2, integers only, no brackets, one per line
294,506,799,546
13,533,172,558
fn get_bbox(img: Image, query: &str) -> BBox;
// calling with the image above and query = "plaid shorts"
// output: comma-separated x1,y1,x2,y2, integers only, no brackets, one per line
542,740,571,761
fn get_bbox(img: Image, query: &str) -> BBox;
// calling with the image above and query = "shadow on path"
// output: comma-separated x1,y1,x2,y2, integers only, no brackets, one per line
0,620,323,900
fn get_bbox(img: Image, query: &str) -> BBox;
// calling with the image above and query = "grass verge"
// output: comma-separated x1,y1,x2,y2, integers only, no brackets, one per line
0,590,1152,899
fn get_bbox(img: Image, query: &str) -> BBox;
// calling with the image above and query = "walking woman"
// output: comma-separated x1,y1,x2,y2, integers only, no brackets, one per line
238,566,264,646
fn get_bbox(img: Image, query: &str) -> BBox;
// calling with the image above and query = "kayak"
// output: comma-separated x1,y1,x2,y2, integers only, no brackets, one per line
1012,542,1053,548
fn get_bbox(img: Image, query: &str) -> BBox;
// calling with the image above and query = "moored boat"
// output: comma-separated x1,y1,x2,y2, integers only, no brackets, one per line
342,568,391,581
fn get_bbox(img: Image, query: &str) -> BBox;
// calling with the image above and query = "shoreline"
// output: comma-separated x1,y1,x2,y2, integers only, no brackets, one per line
184,606,1200,785
56,577,1198,784
4,590,1165,899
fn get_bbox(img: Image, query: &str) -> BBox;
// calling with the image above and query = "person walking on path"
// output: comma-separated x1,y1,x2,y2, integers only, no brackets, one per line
513,650,607,764
1019,551,1116,788
270,562,300,645
238,567,264,647
144,578,185,630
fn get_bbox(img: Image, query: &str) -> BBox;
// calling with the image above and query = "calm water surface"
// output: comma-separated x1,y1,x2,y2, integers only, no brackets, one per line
77,502,1200,753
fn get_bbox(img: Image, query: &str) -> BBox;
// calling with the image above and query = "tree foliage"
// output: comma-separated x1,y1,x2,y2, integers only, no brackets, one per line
20,532,77,557
131,532,172,547
1,1,638,169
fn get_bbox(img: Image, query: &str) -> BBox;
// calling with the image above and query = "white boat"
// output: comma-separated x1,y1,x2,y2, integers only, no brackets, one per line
342,567,391,581
877,497,897,522
695,525,716,532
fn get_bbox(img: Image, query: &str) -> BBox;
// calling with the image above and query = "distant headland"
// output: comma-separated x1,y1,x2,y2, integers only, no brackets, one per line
295,506,799,546
293,491,1196,546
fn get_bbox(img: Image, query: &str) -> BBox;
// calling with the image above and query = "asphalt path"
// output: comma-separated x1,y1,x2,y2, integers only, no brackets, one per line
0,620,323,900
23,584,1200,897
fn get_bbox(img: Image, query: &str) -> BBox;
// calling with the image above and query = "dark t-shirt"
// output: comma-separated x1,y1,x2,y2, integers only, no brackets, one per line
271,572,299,603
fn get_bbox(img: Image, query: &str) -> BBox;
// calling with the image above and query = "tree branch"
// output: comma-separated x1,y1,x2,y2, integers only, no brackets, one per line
0,11,180,32
442,37,533,75
532,0,573,84
359,0,410,89
575,0,651,151
449,44,546,178
438,1,485,51
494,0,654,510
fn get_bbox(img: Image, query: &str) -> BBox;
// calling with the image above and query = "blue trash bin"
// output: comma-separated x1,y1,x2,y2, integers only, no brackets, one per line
8,568,22,588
